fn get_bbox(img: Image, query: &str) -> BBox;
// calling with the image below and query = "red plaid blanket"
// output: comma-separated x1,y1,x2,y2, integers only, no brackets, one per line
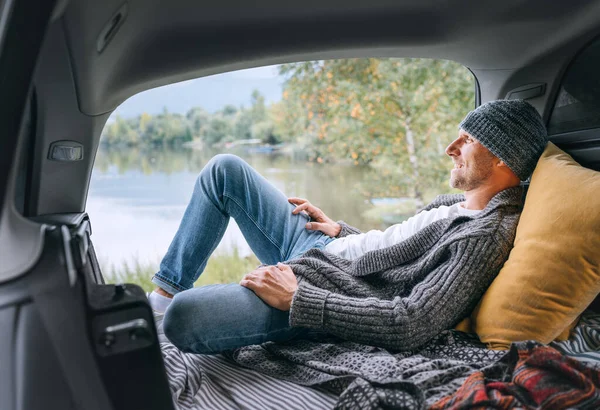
431,343,600,409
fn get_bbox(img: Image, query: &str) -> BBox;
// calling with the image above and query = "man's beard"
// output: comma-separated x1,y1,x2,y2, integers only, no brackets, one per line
449,154,495,191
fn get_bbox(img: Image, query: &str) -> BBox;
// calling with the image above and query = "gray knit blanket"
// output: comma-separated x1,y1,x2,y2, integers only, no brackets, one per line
229,330,506,409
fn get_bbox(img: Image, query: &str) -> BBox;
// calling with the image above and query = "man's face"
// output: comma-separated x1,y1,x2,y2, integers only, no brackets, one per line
445,130,498,191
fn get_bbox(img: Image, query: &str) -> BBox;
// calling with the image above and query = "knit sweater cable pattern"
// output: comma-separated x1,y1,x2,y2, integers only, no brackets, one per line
286,187,523,351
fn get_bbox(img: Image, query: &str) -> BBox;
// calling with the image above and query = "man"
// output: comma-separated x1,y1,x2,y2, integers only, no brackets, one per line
150,99,547,354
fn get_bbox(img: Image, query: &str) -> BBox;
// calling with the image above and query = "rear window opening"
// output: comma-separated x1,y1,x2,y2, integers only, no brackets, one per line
88,58,475,290
548,36,600,135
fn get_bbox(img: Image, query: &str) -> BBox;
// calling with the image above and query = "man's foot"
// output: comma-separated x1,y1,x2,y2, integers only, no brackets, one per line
146,293,170,343
147,289,174,313
154,287,174,299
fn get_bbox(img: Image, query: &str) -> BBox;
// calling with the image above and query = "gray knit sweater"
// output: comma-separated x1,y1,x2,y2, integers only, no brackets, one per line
286,186,523,351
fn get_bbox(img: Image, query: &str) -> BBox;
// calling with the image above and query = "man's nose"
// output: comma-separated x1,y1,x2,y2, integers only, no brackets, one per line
445,138,461,157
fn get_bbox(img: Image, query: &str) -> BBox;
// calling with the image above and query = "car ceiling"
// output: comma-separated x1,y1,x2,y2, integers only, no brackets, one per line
61,0,600,116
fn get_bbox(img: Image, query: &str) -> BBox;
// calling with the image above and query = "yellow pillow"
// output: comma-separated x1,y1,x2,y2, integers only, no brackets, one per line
459,142,600,349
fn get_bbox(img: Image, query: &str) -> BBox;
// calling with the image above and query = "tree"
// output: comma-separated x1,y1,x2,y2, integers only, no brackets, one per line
143,108,192,145
102,115,139,145
186,107,210,139
251,120,277,144
221,104,238,117
233,109,254,141
250,90,267,123
275,58,475,207
204,117,232,146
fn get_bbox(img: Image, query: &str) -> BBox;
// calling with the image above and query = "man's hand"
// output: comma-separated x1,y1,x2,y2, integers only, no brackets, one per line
240,263,298,311
288,197,341,237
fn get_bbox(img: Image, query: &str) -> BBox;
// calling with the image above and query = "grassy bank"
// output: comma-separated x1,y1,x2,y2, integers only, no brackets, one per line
102,248,260,293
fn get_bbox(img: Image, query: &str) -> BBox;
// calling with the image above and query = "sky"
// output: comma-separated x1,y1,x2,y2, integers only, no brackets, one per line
112,65,284,118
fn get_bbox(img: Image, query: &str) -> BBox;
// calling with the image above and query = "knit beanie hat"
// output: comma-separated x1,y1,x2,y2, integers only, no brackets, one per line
459,99,548,181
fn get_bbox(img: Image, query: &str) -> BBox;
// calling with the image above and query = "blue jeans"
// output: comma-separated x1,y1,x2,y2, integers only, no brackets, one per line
154,154,335,354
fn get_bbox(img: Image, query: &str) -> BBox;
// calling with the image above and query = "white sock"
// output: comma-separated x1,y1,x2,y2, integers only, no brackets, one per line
148,291,173,313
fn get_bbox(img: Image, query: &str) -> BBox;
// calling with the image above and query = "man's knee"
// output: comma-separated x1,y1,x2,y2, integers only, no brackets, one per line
196,154,248,197
162,284,271,353
162,296,189,351
204,154,246,179
162,294,209,353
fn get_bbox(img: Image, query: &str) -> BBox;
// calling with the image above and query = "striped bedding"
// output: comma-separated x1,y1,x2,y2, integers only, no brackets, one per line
156,315,337,410
158,311,600,410
161,344,337,409
551,311,600,366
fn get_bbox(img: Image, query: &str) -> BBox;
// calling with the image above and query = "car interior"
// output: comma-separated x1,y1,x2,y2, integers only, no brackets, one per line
1,0,600,409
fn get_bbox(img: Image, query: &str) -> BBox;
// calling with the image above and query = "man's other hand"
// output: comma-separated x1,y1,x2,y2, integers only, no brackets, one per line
288,197,342,237
240,263,297,311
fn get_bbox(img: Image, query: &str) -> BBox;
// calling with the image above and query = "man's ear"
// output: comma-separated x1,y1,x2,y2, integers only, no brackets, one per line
497,159,509,168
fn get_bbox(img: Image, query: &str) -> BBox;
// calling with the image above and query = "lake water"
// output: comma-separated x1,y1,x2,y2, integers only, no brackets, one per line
87,146,401,271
